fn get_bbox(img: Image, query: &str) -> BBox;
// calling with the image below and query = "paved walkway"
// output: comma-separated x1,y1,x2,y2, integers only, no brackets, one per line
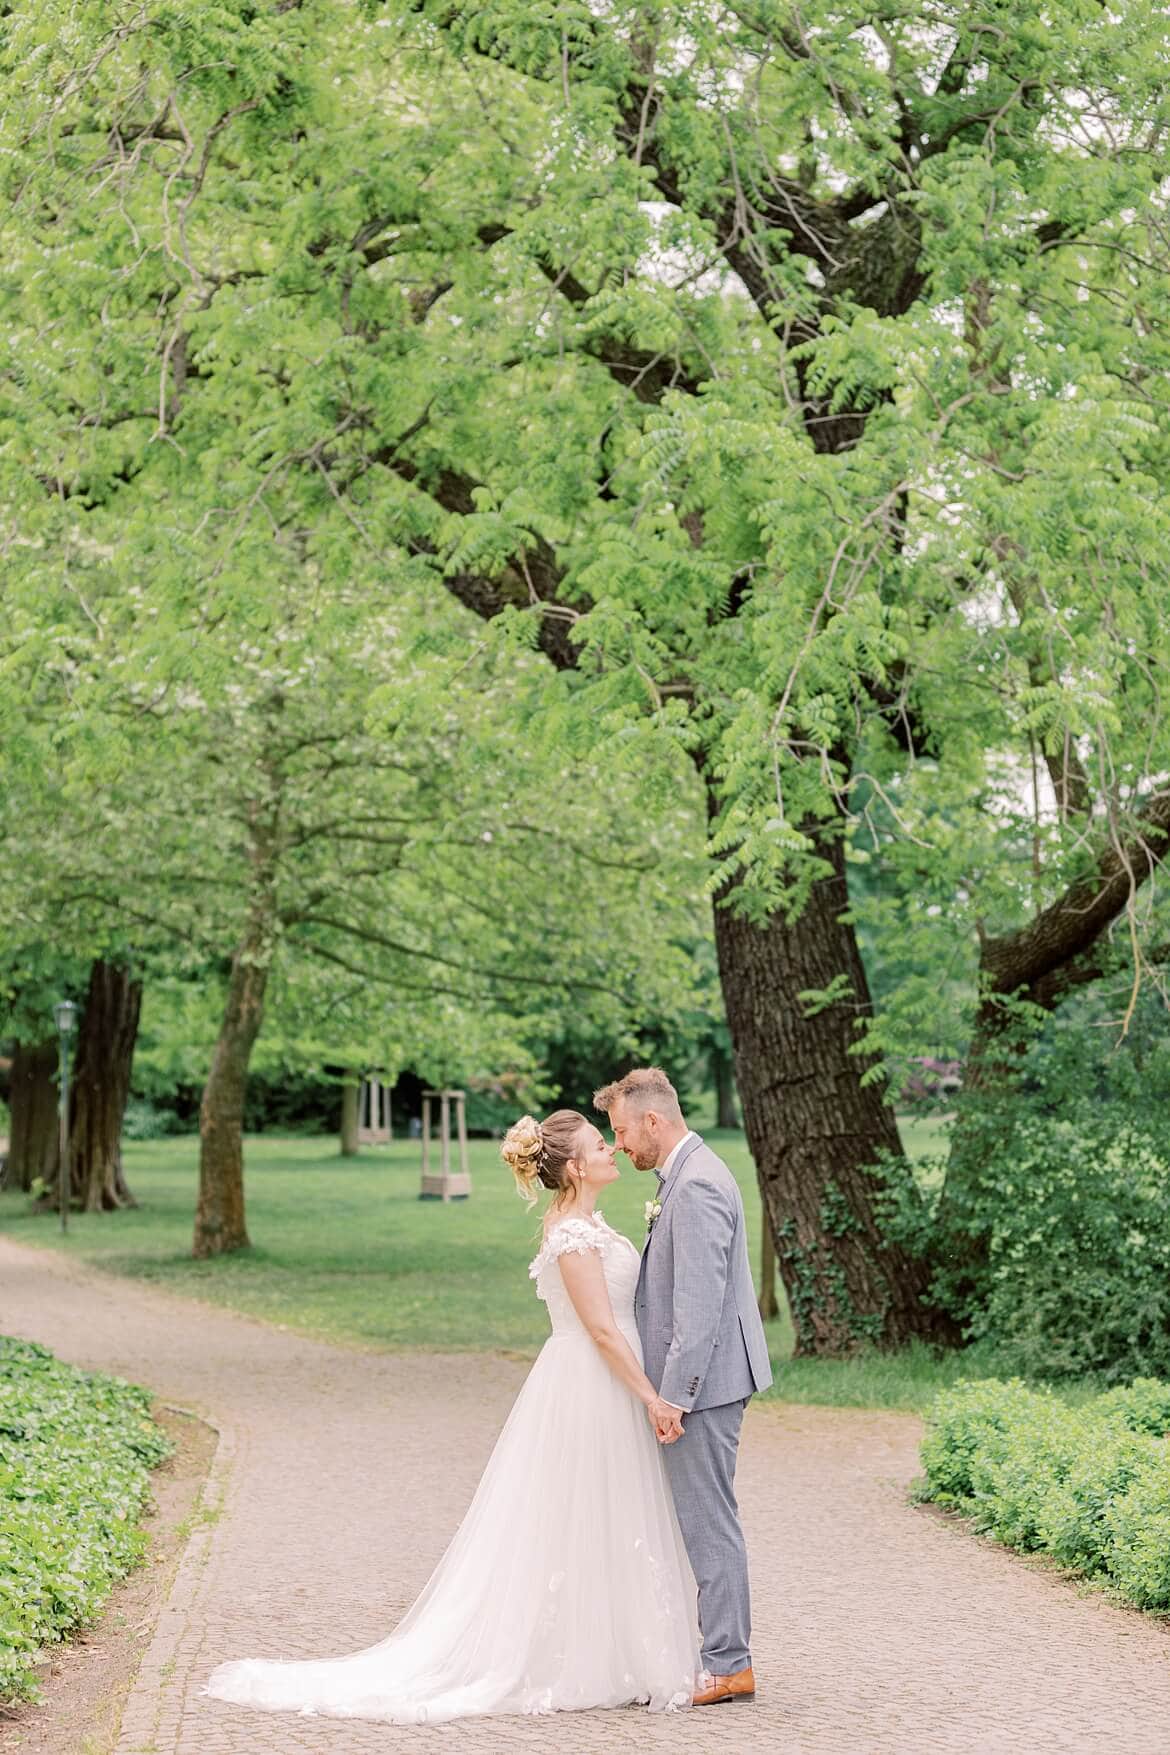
4,1237,1170,1754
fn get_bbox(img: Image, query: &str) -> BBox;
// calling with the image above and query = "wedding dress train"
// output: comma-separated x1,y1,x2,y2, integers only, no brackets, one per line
204,1212,698,1724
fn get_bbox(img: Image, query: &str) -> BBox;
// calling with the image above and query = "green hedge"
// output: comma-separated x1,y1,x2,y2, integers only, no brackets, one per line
919,1377,1170,1609
0,1336,172,1704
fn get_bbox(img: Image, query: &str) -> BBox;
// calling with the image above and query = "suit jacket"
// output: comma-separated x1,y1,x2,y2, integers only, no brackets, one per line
635,1133,773,1412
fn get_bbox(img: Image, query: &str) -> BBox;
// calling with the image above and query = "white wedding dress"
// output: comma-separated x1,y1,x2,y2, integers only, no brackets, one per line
204,1212,698,1724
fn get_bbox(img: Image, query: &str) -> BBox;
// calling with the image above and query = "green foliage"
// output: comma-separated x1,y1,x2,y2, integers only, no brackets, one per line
0,1337,172,1704
1095,1378,1170,1436
919,1377,1170,1612
936,1109,1170,1380
121,1097,188,1141
877,986,1170,1381
778,1173,898,1351
918,1376,1046,1505
5,0,1170,962
5,0,1170,1339
1102,1455,1170,1610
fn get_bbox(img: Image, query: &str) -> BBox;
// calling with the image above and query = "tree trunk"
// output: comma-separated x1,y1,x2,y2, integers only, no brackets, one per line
194,945,267,1256
69,960,142,1212
4,1041,59,1193
712,822,946,1354
758,1209,779,1322
712,1046,739,1130
193,787,281,1257
340,1075,360,1156
195,903,276,1257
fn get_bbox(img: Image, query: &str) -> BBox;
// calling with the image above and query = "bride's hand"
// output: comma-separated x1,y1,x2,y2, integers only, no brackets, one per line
646,1396,684,1444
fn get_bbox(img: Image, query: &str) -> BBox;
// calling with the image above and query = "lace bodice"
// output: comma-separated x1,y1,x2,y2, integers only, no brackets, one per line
528,1213,642,1340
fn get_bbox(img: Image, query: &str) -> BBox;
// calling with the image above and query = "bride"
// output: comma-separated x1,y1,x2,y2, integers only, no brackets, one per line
203,1109,699,1724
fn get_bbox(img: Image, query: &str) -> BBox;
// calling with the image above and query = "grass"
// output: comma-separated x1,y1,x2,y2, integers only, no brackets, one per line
0,1116,1070,1413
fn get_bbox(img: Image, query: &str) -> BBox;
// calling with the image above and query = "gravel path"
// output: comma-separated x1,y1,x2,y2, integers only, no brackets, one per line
4,1234,1170,1754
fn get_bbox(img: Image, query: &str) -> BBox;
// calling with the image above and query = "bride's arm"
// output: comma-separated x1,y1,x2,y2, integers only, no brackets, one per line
558,1251,679,1433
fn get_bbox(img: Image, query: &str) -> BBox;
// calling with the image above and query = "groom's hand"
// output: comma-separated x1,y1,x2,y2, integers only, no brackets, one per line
647,1396,685,1444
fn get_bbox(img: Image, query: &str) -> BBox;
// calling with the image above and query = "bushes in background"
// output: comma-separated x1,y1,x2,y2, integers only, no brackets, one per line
920,1377,1170,1610
0,1337,172,1704
938,1110,1170,1381
877,984,1170,1383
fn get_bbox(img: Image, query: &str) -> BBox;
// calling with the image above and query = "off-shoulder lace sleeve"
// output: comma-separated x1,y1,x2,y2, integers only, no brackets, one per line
528,1217,607,1278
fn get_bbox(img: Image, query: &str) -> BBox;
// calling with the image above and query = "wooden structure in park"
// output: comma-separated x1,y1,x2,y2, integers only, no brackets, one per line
419,1089,471,1201
359,1077,392,1146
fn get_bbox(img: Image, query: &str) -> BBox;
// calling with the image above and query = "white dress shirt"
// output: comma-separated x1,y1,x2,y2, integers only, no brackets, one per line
657,1129,697,1185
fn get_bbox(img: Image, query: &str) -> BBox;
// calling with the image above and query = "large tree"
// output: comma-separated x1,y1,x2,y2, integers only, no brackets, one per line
1,547,703,1252
5,1,1170,1344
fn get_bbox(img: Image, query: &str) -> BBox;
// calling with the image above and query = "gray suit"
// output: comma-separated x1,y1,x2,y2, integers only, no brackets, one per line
635,1133,773,1676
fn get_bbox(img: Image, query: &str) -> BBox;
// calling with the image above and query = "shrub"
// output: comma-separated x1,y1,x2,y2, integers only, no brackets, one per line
1036,1423,1162,1574
0,1337,172,1704
1094,1377,1170,1436
970,1399,1084,1552
918,1377,1044,1504
886,984,1170,1384
121,1098,186,1140
1104,1458,1170,1609
927,1108,1170,1382
919,1377,1170,1613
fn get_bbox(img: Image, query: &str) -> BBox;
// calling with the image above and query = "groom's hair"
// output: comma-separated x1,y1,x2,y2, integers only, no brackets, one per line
593,1066,683,1121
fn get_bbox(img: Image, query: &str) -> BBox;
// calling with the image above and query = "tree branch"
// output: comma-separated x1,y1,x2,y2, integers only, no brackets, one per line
982,790,1170,992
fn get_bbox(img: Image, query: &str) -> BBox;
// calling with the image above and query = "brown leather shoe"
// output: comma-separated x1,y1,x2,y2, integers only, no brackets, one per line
692,1665,755,1705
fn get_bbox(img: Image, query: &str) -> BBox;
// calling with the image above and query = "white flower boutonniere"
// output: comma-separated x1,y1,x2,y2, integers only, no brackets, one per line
644,1198,662,1229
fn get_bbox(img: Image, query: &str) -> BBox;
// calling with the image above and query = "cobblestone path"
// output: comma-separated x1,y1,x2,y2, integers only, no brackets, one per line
4,1236,1169,1754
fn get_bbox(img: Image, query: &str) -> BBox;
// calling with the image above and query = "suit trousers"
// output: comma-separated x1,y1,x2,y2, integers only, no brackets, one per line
662,1397,752,1675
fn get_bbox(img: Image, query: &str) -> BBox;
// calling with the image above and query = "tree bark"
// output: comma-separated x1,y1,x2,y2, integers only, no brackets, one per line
712,818,946,1353
711,1045,739,1130
758,1212,779,1322
193,770,283,1257
340,1075,360,1156
194,937,267,1256
69,960,142,1212
3,1041,59,1193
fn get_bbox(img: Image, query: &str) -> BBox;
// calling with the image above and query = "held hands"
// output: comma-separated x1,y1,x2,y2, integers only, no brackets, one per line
646,1396,685,1445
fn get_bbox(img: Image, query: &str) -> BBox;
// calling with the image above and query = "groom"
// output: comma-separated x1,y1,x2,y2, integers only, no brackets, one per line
593,1067,773,1708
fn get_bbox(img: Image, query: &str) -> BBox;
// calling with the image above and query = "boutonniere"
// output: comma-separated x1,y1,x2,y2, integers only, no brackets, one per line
644,1198,662,1229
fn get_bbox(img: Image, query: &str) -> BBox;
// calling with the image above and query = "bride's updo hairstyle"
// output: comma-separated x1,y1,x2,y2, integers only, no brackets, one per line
501,1110,588,1208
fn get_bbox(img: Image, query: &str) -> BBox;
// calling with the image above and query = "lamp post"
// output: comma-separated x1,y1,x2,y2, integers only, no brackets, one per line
53,1000,78,1233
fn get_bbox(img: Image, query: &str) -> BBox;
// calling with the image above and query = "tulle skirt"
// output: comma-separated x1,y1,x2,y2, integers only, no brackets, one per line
204,1326,698,1724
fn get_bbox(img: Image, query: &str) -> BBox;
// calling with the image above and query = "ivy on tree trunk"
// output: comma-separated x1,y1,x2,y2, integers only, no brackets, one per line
712,820,950,1350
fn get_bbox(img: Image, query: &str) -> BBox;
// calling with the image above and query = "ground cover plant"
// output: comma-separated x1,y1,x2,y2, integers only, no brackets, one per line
919,1378,1170,1610
0,1337,172,1704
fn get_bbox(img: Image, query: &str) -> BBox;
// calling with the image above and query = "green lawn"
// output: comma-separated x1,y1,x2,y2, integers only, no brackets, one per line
0,1119,1046,1411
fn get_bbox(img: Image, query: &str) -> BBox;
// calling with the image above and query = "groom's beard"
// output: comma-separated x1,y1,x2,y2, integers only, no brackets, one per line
623,1145,659,1172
